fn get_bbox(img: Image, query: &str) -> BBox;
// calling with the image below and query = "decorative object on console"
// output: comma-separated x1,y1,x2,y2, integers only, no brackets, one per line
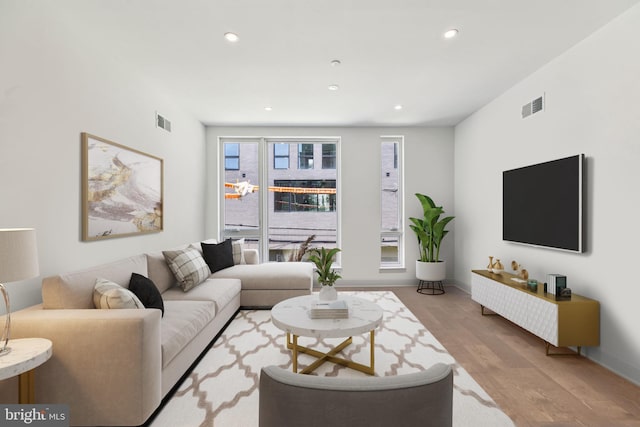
82,132,163,241
557,288,572,301
511,260,528,281
410,193,454,285
547,274,567,296
487,257,504,274
0,228,39,356
527,280,538,292
308,247,341,301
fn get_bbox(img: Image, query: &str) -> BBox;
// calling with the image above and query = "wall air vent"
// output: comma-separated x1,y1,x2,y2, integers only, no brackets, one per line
521,94,544,119
156,112,172,132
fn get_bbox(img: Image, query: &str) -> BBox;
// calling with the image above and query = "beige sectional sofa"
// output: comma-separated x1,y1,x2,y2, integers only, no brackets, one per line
0,242,312,426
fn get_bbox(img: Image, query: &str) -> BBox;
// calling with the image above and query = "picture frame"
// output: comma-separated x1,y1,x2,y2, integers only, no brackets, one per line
81,132,164,241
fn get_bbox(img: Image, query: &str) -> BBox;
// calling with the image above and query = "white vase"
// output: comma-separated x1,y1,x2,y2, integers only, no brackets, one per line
318,285,338,301
415,260,446,282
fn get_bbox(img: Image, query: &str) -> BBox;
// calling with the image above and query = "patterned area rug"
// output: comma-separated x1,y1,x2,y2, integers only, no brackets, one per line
150,291,514,427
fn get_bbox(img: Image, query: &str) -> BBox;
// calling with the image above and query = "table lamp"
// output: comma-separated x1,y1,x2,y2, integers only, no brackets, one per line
0,228,39,356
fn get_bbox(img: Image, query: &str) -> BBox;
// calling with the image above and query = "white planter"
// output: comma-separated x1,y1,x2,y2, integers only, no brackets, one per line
318,285,338,301
416,260,446,282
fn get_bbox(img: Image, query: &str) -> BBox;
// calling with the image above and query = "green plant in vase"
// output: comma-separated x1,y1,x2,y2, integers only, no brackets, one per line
308,247,341,300
409,193,454,282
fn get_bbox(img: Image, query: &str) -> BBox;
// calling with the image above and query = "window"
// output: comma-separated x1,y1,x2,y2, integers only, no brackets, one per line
220,138,261,253
274,180,336,212
221,137,340,264
380,136,403,268
224,143,240,170
274,143,289,169
322,144,336,169
298,144,314,169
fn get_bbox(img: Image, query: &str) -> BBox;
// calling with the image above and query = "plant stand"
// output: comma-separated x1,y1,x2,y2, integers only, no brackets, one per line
417,280,444,295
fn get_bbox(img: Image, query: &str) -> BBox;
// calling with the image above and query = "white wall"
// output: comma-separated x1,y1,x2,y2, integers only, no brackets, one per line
206,126,455,285
0,2,206,312
454,4,640,384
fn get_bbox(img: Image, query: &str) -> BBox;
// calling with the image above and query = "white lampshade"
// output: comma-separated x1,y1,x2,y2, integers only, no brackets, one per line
0,228,39,283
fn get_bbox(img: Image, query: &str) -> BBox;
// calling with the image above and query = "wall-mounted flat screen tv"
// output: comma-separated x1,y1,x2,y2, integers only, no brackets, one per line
503,154,584,253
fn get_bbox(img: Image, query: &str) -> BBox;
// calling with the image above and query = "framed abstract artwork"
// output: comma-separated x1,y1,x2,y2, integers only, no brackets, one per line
81,133,163,241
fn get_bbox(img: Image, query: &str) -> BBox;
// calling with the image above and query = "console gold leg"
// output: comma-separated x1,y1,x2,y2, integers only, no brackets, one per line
545,341,582,357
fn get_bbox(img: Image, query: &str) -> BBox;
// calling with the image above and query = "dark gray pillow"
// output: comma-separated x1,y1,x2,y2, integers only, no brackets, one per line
201,239,234,273
129,273,164,316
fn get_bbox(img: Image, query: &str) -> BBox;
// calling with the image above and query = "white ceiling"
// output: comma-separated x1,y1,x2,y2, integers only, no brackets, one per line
58,0,639,126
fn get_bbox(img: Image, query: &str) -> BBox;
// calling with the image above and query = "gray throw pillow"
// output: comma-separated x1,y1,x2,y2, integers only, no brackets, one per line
232,238,245,265
163,247,211,292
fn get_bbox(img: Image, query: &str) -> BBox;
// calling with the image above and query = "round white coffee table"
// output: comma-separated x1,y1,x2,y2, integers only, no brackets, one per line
0,338,53,403
271,295,383,375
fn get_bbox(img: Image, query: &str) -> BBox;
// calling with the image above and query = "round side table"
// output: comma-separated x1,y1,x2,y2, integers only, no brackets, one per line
0,338,53,403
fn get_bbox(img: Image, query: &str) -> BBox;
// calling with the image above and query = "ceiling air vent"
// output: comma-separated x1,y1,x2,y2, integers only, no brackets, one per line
156,112,172,132
522,94,544,119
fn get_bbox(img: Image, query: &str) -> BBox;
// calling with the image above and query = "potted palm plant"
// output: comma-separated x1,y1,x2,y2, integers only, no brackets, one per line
308,247,341,301
409,193,454,282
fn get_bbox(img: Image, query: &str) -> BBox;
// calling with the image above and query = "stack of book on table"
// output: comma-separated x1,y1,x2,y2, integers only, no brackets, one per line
309,299,349,319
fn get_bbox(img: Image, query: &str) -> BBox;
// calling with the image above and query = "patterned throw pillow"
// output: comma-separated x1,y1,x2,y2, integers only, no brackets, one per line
129,273,165,316
163,247,211,292
201,239,234,273
93,277,145,309
232,238,245,265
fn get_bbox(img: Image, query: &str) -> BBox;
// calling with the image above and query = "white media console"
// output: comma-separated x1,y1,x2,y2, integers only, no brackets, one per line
471,270,599,355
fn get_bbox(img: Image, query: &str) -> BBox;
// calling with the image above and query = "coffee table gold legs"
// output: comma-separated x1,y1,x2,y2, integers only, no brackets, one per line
286,331,375,375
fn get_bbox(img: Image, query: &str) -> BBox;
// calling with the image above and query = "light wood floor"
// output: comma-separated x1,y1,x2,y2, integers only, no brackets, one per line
346,285,640,427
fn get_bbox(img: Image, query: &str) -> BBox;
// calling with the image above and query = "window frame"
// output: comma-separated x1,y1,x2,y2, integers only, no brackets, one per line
298,143,314,169
380,135,404,270
219,136,341,266
322,143,337,169
273,143,290,169
224,143,240,170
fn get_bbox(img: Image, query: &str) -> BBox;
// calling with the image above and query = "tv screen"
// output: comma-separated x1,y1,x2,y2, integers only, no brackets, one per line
503,154,584,252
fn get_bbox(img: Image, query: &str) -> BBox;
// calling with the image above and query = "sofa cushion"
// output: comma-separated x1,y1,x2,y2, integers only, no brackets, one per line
42,254,148,309
201,240,234,273
162,278,241,314
211,262,313,291
161,300,215,368
163,247,210,292
129,273,164,316
146,251,179,294
93,278,145,309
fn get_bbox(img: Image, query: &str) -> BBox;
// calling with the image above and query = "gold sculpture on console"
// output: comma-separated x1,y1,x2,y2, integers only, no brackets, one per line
487,256,504,274
511,260,528,280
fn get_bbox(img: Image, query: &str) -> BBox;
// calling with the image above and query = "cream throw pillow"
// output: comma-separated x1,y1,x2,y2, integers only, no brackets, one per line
93,278,145,309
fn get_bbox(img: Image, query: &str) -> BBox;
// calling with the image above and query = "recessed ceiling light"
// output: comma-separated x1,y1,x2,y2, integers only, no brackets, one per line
224,32,239,42
264,106,273,111
330,59,341,67
328,84,340,91
394,105,403,110
444,29,458,39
